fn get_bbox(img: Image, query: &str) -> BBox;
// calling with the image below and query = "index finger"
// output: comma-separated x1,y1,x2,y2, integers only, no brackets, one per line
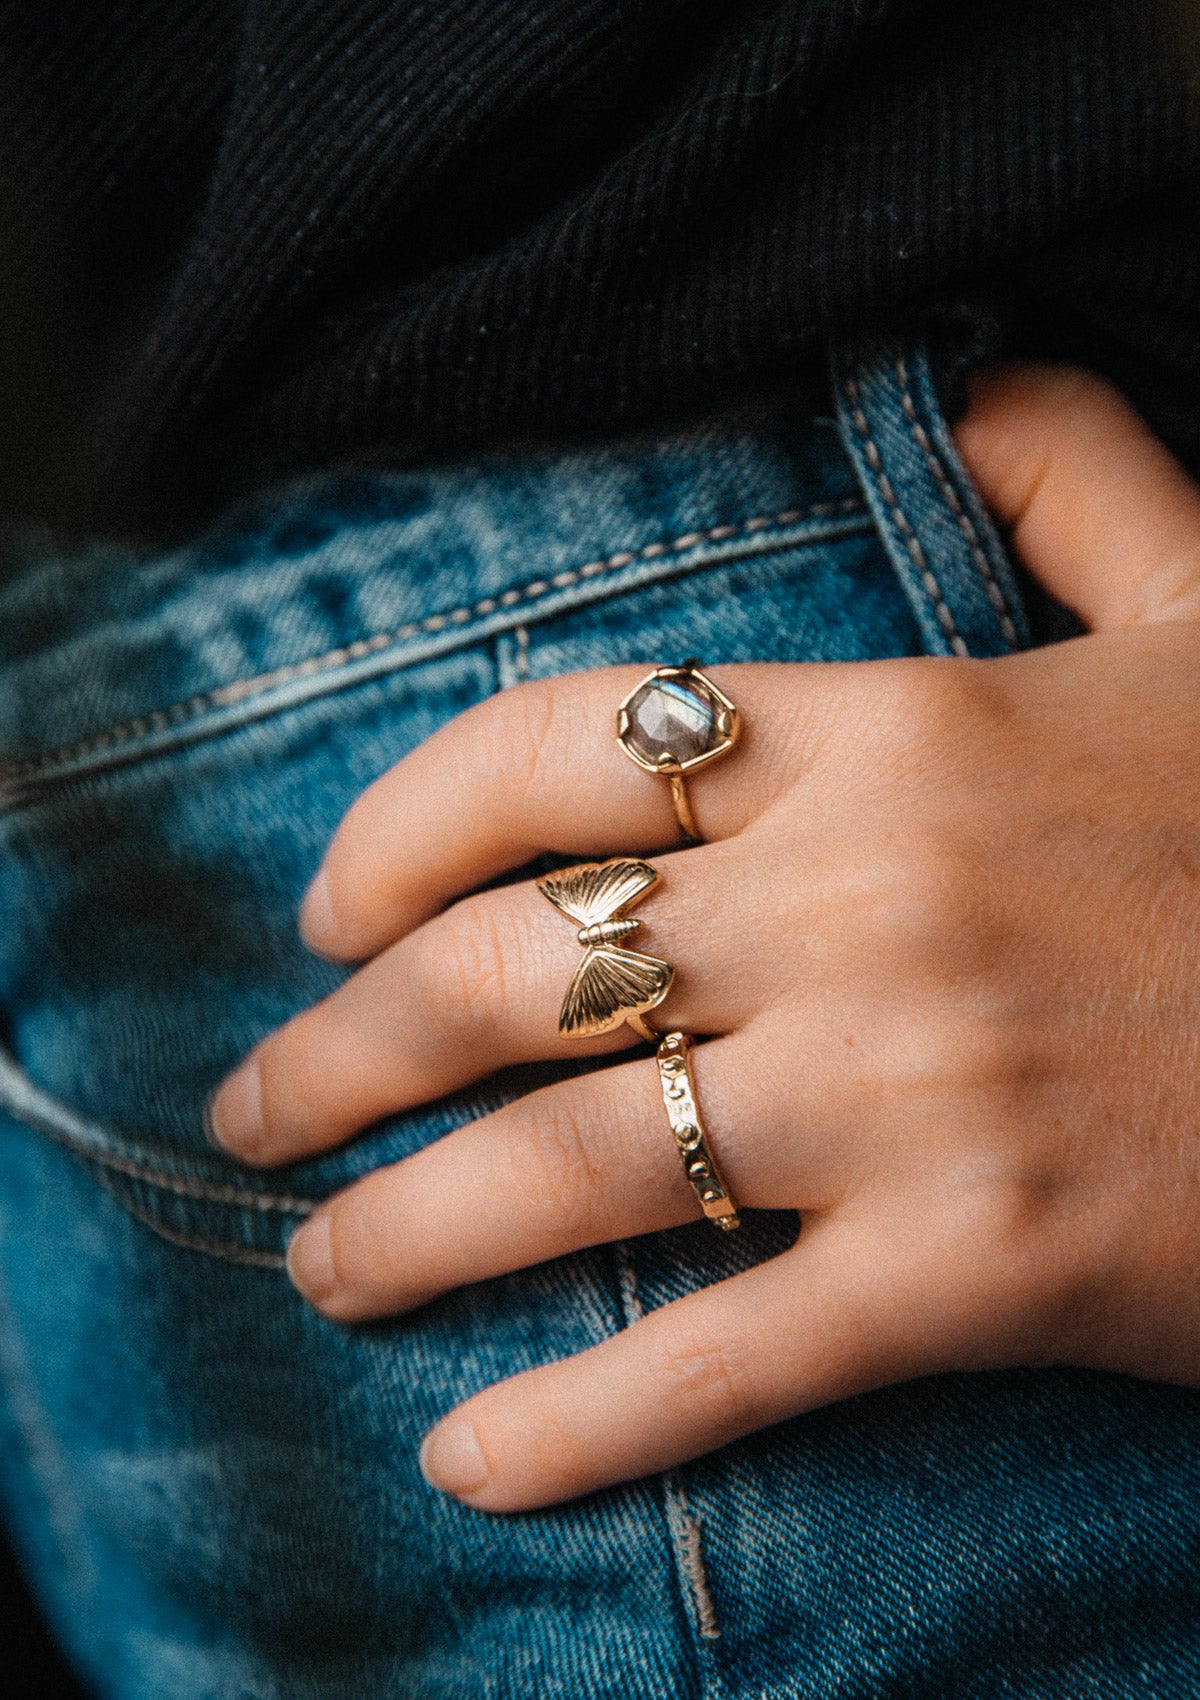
300,662,874,962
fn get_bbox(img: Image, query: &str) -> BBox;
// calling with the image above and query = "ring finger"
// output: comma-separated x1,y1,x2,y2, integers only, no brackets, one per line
282,1023,852,1322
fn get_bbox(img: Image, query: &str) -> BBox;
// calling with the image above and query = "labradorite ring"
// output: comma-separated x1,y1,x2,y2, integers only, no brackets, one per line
615,661,740,845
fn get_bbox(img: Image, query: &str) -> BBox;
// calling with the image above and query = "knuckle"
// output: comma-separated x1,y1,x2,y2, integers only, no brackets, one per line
899,834,978,930
509,1098,602,1240
500,679,561,804
881,1001,1040,1119
420,899,523,1036
935,1008,1035,1094
871,659,1010,774
944,1174,1094,1360
883,1006,1006,1101
656,1328,763,1427
847,830,993,975
516,1387,593,1486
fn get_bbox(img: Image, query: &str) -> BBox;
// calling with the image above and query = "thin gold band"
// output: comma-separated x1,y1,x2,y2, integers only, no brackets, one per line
665,768,701,847
655,1031,740,1231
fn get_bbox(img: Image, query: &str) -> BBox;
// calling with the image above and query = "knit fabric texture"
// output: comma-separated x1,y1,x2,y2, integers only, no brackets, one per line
1,0,1198,537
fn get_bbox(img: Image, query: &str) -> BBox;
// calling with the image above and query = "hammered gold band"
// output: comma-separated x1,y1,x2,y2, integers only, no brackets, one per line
655,1032,740,1231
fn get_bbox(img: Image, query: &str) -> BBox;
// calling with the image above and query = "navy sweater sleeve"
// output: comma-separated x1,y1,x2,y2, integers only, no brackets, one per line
1,0,1197,538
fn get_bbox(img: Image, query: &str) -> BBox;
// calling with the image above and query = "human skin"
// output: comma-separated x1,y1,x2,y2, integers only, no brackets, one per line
209,365,1200,1512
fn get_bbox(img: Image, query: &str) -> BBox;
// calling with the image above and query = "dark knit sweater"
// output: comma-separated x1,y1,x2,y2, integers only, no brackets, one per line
2,0,1198,539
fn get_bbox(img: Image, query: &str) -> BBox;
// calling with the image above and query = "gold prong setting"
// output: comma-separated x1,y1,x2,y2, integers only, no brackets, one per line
616,663,740,777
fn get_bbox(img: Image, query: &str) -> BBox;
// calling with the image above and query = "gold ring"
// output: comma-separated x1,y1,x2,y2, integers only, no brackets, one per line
537,857,673,1041
616,660,740,846
655,1032,740,1230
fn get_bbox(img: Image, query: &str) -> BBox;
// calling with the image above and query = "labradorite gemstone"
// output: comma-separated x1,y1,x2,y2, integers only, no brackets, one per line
624,674,721,766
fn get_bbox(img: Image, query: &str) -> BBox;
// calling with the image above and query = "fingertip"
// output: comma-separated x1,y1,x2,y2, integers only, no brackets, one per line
419,1414,494,1504
954,362,1089,515
286,1204,429,1323
299,866,345,958
201,1089,225,1152
206,1056,271,1163
956,361,1200,631
286,1211,337,1306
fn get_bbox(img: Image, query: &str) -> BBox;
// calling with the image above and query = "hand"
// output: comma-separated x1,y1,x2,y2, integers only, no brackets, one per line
210,365,1200,1512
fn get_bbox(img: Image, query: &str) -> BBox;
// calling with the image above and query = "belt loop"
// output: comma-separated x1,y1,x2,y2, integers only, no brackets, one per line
830,339,1030,658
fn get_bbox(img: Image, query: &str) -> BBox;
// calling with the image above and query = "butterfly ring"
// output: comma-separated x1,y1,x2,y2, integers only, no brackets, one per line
537,857,673,1041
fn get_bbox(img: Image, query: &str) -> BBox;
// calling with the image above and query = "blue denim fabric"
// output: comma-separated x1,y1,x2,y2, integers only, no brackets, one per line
0,345,1195,1698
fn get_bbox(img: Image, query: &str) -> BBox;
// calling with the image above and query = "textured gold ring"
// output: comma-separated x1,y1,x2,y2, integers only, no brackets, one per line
655,1032,740,1230
616,660,740,846
537,857,673,1041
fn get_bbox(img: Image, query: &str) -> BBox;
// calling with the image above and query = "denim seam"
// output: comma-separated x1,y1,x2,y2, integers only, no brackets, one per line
615,1240,727,1686
841,370,970,658
893,357,1021,647
0,1054,317,1212
80,1145,315,1214
674,1477,721,1642
90,1166,290,1268
0,497,863,785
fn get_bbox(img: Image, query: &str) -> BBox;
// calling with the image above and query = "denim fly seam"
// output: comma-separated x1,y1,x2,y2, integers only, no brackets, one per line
831,342,1030,658
615,1240,728,1672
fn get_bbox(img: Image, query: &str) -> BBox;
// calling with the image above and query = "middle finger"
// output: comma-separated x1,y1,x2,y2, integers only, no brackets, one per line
209,842,770,1166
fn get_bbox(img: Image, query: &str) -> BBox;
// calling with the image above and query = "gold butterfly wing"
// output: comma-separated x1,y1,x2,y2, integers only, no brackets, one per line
538,857,660,927
558,942,675,1038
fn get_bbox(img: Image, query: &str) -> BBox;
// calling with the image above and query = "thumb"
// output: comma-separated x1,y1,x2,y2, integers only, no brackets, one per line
954,363,1200,633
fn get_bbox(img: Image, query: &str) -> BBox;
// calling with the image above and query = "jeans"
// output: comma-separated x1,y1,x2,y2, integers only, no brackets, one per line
0,345,1195,1699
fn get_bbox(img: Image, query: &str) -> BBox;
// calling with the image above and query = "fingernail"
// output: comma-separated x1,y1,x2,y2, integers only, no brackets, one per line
299,866,336,952
201,1091,225,1151
419,1418,490,1499
206,1057,265,1156
286,1213,337,1305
